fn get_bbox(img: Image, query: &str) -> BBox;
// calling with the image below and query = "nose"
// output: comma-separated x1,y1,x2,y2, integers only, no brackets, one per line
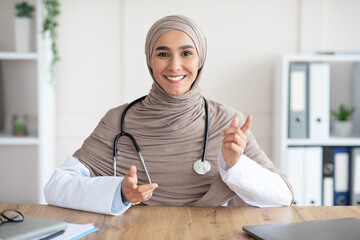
169,55,181,72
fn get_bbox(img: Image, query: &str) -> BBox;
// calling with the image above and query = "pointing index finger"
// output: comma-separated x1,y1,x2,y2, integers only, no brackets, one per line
240,115,252,133
137,183,158,192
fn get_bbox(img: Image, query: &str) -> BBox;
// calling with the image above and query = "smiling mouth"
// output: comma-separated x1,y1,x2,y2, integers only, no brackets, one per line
165,75,186,82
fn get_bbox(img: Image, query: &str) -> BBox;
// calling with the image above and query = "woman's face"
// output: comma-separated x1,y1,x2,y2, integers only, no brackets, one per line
151,30,200,96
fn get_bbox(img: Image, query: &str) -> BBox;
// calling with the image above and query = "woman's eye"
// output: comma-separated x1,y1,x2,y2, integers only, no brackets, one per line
182,51,192,56
157,52,168,57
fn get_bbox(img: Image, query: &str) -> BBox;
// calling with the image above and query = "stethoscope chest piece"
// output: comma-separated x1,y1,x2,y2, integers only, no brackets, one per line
193,159,211,175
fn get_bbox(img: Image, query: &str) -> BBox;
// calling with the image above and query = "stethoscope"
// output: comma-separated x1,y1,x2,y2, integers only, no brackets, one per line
113,95,211,188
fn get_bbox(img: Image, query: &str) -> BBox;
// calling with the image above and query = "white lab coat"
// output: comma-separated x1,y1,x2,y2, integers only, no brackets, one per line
44,153,292,215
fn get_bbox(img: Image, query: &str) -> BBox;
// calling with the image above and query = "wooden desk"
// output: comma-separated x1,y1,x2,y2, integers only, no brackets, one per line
1,204,360,239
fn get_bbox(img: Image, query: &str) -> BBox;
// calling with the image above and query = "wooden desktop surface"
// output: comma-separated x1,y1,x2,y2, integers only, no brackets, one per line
1,204,360,239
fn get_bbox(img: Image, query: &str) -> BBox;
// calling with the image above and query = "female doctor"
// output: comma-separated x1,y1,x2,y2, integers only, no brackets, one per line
45,15,293,215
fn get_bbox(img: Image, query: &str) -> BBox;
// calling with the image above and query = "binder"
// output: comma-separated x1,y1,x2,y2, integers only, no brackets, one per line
354,62,360,137
304,147,323,206
334,147,351,206
323,147,334,206
288,63,308,138
351,147,360,206
287,147,305,206
308,63,330,140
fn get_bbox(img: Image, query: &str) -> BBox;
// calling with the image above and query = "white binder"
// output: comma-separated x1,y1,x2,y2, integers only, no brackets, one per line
289,64,308,138
304,147,323,206
309,63,330,140
287,147,305,206
351,147,360,206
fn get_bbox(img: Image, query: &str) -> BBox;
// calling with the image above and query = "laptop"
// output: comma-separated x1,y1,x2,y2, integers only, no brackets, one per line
0,215,67,240
242,218,360,240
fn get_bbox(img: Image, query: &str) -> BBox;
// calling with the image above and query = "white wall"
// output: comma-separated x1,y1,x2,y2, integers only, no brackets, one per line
56,0,122,163
56,0,360,166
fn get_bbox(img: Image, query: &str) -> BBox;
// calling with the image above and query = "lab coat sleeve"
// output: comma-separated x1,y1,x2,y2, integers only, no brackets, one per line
218,153,292,207
44,156,131,215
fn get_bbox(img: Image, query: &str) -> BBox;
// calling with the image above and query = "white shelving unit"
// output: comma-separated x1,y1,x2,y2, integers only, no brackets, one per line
0,0,55,204
0,132,39,145
0,52,38,60
273,54,360,206
273,54,360,171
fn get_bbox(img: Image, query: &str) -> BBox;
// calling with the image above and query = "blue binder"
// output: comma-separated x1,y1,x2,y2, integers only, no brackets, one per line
351,147,360,206
334,147,351,206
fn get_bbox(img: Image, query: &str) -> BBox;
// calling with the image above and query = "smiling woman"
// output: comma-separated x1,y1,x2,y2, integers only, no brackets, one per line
44,15,294,216
151,30,200,96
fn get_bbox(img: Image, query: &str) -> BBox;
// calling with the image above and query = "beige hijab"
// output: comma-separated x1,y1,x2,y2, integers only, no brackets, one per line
74,15,293,206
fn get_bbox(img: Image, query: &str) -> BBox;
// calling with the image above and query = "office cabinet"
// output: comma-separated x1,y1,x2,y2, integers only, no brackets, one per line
273,54,360,206
0,0,55,203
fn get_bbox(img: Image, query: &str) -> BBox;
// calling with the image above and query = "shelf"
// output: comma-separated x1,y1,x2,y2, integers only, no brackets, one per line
0,52,38,60
282,54,360,62
286,137,360,147
273,54,360,206
0,0,56,204
0,131,39,145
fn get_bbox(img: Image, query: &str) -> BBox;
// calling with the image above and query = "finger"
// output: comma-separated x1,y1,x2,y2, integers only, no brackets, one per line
125,177,138,190
128,165,137,178
221,117,240,137
222,136,246,150
222,133,242,145
126,188,154,202
222,137,246,150
130,194,152,203
124,166,138,189
222,127,242,137
240,115,252,133
129,166,138,188
230,117,239,128
137,183,158,192
222,142,244,154
128,184,158,203
138,188,157,199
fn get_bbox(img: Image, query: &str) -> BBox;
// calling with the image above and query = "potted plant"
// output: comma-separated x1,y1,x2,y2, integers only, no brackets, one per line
12,114,28,136
14,1,35,52
331,104,355,137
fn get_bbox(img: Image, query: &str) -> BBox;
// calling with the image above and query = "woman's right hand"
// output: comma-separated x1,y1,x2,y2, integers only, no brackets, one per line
121,165,158,203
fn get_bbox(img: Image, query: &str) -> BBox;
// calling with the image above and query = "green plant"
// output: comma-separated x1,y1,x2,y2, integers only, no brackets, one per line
331,104,355,121
43,0,60,83
15,2,35,18
13,123,27,132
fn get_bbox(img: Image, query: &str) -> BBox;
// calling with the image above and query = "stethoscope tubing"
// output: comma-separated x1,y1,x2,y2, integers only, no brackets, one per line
202,97,209,163
113,95,209,200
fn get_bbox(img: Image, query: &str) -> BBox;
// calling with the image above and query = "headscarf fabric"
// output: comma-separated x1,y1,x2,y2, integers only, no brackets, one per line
74,15,293,206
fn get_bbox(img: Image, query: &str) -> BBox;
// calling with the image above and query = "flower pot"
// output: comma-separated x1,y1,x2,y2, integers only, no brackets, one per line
332,120,353,137
12,114,28,136
14,17,33,52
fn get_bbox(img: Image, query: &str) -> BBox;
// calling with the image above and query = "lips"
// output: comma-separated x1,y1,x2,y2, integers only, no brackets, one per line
165,75,185,81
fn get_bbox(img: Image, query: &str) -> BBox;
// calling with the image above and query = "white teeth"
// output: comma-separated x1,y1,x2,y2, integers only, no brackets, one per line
166,75,185,81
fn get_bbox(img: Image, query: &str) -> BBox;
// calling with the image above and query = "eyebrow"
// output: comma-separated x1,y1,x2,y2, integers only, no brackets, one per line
154,45,195,51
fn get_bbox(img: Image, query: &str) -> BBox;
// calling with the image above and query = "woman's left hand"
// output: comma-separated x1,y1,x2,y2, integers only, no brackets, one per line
221,115,252,169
